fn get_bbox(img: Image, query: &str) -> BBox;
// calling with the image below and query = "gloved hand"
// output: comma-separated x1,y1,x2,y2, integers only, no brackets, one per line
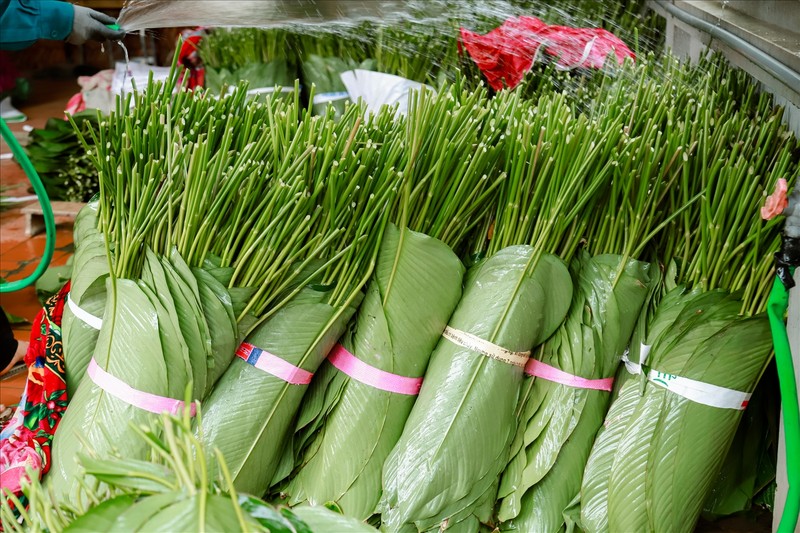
67,6,125,45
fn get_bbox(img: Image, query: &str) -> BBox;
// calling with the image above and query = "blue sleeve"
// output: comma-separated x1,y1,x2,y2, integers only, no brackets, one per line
0,0,74,51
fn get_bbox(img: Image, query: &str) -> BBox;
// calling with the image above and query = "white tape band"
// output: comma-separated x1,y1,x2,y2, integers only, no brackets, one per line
67,294,103,330
442,326,530,367
621,343,651,375
647,369,751,410
313,91,350,105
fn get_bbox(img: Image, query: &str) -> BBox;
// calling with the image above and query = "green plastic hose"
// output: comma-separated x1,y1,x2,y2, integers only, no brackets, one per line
0,116,56,293
767,272,800,533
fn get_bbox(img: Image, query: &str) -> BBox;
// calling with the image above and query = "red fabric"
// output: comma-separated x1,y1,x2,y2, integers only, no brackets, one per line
1,283,70,516
178,30,205,90
460,17,634,91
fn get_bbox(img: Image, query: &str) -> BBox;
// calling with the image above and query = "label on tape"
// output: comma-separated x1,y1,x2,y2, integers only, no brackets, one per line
442,326,529,367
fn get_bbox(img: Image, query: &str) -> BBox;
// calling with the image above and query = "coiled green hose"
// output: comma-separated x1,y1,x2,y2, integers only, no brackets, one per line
0,116,55,293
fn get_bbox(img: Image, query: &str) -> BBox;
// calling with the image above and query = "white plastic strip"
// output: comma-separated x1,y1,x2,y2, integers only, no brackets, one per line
313,91,350,105
246,87,295,96
442,326,530,367
647,369,751,410
67,294,103,330
340,69,430,117
621,343,651,375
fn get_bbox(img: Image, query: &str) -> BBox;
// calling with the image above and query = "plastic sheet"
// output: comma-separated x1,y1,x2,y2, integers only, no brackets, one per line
117,1,430,31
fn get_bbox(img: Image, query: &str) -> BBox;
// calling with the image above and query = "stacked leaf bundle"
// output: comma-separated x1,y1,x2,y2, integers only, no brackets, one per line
577,56,798,533
3,410,376,532
25,112,99,202
495,51,698,532
49,66,397,503
377,87,641,531
198,96,403,496
199,28,298,96
281,82,505,520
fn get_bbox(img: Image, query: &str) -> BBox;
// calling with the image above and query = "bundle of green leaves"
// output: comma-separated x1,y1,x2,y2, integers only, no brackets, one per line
25,112,99,202
2,409,376,532
282,82,506,520
200,28,298,95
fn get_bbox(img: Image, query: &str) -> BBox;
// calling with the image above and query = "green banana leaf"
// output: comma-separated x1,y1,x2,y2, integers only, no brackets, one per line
702,366,778,518
292,506,380,532
50,249,224,501
285,225,465,519
497,254,651,531
48,278,171,502
62,201,110,397
206,60,296,95
200,286,362,496
35,255,72,304
379,246,572,532
580,286,725,530
193,267,238,390
581,288,772,533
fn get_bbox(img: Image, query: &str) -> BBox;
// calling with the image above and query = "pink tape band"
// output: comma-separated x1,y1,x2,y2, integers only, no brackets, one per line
328,344,423,396
524,359,614,392
87,358,196,416
236,342,314,385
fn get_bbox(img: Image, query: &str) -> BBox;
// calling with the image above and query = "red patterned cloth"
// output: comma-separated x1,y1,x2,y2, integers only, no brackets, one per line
1,282,70,512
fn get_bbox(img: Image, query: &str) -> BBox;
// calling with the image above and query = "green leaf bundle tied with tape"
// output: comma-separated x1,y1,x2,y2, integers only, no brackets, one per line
379,91,619,532
282,85,504,520
199,102,403,497
580,289,772,533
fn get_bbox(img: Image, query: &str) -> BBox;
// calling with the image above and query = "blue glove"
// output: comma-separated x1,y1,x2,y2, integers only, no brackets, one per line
67,5,125,45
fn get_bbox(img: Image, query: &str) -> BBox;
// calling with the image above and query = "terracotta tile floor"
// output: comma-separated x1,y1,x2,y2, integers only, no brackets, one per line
1,79,78,407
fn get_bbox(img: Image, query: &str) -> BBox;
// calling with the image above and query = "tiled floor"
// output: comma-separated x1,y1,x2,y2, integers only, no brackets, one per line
1,79,78,407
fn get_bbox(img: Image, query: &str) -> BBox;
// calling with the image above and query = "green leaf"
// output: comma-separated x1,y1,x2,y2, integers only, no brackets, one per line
47,278,170,502
64,495,137,532
193,266,238,392
62,202,110,397
199,286,362,496
3,310,29,325
238,495,302,533
79,454,177,493
286,225,465,520
292,505,379,532
380,246,572,532
497,254,651,529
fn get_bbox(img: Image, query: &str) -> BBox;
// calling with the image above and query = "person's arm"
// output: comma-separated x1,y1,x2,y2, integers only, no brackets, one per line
0,0,124,51
0,0,74,51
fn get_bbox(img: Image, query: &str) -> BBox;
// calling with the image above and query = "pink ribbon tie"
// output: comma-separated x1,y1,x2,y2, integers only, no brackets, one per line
87,358,196,416
525,359,614,391
236,342,314,385
328,344,423,396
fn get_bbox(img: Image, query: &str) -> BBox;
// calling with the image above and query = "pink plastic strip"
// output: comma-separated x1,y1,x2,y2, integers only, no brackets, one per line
524,359,614,392
87,358,196,416
236,342,314,385
328,344,423,396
